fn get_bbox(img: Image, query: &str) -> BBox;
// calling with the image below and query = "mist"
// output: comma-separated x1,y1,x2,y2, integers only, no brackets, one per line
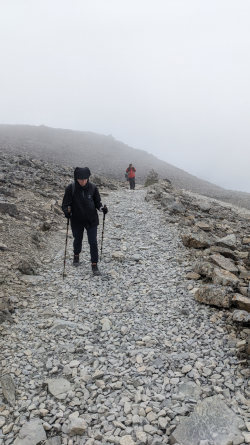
0,0,249,192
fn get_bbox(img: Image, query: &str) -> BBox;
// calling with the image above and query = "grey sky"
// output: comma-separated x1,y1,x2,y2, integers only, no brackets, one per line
1,0,250,192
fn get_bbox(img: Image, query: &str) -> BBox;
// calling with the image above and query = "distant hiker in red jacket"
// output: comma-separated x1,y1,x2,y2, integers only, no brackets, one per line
126,163,136,190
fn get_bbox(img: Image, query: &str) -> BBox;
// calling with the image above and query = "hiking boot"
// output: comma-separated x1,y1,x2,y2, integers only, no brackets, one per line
73,254,80,266
92,263,101,276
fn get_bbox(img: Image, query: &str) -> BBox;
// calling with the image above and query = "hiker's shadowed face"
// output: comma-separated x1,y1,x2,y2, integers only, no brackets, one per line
77,179,88,186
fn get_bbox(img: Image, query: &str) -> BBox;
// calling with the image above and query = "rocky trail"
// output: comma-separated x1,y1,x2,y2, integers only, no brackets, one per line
1,187,249,445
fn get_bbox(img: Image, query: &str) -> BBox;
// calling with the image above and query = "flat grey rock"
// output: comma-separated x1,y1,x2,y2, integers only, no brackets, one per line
13,419,46,445
177,381,202,400
1,374,15,406
46,378,71,399
212,268,239,288
170,396,243,445
210,254,238,274
50,319,80,331
216,234,237,250
182,232,214,249
45,438,61,445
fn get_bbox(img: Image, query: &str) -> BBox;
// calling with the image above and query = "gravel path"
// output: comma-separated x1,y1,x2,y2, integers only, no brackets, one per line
0,188,249,445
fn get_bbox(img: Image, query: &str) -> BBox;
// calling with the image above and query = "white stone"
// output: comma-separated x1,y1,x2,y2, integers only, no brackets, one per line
101,317,112,331
182,364,192,374
120,435,135,445
68,416,87,436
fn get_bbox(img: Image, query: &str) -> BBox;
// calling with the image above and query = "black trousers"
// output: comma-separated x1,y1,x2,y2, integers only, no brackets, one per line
71,222,98,263
129,177,135,189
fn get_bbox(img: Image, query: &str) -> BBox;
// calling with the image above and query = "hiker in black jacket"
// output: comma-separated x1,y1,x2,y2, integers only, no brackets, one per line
62,167,108,275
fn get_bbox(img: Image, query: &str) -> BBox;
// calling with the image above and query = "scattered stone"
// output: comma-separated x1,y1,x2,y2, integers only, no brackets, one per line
186,272,201,280
177,381,202,400
120,435,135,445
112,251,125,262
1,374,15,406
18,260,36,275
67,412,87,436
101,317,112,331
195,222,212,232
1,157,250,445
46,378,71,399
181,364,192,374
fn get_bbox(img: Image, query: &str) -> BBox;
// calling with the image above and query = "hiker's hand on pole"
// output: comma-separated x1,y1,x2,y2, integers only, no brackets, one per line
100,205,108,215
64,206,72,219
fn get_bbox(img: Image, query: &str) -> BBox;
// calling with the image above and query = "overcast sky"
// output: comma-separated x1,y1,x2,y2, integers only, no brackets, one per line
1,0,250,192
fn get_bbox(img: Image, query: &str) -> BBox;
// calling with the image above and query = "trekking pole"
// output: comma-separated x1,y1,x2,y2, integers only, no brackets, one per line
100,205,107,262
63,207,71,280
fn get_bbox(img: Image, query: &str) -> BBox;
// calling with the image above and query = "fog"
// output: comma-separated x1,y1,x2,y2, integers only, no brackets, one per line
0,0,250,192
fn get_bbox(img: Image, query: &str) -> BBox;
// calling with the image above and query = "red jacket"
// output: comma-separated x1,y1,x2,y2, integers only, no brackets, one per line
126,167,136,179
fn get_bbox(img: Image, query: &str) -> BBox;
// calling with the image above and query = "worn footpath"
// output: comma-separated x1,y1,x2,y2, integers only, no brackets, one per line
0,187,249,445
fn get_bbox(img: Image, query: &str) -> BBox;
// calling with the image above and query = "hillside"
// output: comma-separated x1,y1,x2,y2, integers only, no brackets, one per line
1,124,250,210
0,150,249,443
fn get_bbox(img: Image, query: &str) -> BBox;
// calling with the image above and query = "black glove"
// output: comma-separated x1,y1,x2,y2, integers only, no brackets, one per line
64,210,72,219
100,205,108,215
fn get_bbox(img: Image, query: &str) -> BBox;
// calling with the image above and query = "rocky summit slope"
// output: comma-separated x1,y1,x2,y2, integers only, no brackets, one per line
0,152,250,445
1,124,250,211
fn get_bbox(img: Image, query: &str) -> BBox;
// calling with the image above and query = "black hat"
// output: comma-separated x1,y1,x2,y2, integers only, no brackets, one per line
74,167,91,180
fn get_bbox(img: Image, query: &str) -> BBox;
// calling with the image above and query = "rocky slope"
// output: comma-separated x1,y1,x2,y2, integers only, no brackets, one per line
145,180,250,354
0,152,249,445
1,124,250,210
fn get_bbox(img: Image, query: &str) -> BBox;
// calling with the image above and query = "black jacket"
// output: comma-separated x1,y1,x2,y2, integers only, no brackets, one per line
62,180,102,228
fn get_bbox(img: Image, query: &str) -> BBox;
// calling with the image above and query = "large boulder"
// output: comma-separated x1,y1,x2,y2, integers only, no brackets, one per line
205,245,238,261
216,234,237,250
194,285,232,308
232,309,250,324
160,193,175,207
167,201,186,214
210,254,238,274
194,261,214,279
232,294,250,312
212,268,240,289
170,396,243,445
13,419,46,445
182,232,214,249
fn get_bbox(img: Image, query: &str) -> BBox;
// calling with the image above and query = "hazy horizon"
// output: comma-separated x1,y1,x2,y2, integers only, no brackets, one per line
1,1,249,192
